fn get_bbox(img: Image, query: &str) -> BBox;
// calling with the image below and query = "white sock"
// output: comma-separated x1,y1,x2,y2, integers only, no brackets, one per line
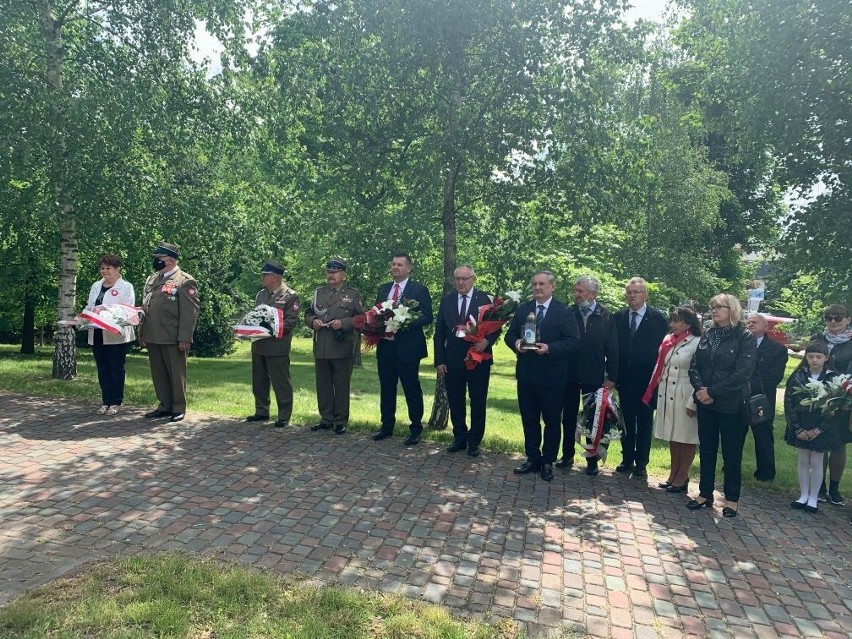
806,450,823,507
796,449,810,503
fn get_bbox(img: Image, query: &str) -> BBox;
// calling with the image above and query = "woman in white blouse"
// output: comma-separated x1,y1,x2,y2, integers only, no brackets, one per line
85,253,136,414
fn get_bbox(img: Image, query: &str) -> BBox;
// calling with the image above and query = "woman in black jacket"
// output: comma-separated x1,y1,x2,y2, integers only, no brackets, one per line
687,294,756,517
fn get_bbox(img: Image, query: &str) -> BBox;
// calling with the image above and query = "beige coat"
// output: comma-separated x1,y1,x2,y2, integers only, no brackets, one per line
652,335,699,444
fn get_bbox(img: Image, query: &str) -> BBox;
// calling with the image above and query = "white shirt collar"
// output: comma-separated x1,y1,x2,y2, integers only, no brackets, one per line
161,266,179,279
389,278,409,299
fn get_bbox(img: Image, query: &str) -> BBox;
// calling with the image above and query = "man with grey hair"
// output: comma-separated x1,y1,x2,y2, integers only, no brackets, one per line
559,275,619,475
434,265,500,457
614,277,667,478
505,270,581,481
745,313,788,481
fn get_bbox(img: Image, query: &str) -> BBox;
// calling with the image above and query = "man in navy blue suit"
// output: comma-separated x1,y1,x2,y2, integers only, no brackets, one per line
505,271,581,481
434,265,500,458
614,277,668,478
372,253,434,445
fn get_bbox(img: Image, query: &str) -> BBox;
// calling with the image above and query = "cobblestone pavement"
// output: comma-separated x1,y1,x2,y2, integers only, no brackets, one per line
1,392,850,638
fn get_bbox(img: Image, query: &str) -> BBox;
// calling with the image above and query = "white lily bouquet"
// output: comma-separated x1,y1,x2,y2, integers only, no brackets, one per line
795,374,852,418
233,304,285,341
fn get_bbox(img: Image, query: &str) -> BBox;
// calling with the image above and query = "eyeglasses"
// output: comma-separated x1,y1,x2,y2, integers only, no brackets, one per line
825,314,846,322
709,305,730,311
454,276,473,282
625,290,646,296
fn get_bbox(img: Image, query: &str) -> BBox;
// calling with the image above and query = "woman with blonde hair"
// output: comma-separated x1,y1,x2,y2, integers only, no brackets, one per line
687,294,756,517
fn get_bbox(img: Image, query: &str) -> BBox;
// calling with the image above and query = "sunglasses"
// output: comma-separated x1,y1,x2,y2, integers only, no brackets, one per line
825,314,847,322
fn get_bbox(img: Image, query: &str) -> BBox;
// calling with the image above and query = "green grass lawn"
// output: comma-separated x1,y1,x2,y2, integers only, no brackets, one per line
0,341,844,496
0,554,521,639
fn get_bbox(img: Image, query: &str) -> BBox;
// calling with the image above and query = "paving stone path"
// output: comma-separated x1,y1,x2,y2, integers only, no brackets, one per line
1,391,850,638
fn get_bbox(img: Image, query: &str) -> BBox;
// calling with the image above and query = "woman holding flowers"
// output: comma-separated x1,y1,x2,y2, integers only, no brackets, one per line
785,341,842,513
809,304,852,506
85,253,136,415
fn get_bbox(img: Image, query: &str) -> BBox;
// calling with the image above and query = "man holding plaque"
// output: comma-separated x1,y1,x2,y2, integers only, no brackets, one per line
505,271,581,481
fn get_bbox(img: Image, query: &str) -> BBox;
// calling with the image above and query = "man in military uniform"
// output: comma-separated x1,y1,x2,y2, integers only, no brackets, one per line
305,258,363,434
139,242,200,422
245,260,300,428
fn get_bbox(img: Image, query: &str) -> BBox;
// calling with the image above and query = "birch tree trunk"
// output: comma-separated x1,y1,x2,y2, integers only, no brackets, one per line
40,0,78,379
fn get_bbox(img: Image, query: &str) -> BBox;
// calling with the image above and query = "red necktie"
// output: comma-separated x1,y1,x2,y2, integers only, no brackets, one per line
392,283,400,303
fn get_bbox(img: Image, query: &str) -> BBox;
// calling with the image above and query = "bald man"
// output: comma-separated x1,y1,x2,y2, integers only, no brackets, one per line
745,313,788,481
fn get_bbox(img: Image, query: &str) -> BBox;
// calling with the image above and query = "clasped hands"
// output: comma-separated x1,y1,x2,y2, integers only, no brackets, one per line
313,318,342,330
695,387,713,405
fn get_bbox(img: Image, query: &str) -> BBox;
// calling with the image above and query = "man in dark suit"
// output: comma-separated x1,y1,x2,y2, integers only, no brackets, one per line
614,277,668,478
372,253,434,445
434,265,500,457
505,271,581,481
745,313,788,481
560,276,619,476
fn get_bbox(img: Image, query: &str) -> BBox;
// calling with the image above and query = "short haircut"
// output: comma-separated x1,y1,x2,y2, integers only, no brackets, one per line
575,275,600,294
98,253,122,268
625,277,647,291
709,293,743,324
454,265,476,277
531,270,556,285
670,306,702,336
393,253,412,267
824,304,849,319
748,313,769,329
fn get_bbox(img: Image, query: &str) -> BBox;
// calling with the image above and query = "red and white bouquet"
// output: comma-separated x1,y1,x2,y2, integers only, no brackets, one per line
576,387,624,461
352,299,422,349
455,291,522,369
233,304,285,341
59,303,142,335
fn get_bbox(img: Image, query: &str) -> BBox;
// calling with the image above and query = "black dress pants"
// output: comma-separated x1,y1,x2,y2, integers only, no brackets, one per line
561,381,601,459
445,363,490,448
517,382,564,464
697,405,749,502
750,405,777,480
619,385,654,468
377,353,423,435
92,331,130,406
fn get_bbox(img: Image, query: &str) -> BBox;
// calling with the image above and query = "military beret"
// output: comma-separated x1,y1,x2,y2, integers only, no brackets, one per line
261,260,285,276
153,242,180,259
326,258,347,272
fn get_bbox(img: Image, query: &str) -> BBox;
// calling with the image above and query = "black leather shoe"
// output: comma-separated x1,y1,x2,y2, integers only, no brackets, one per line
615,463,634,474
447,441,467,453
658,481,672,489
540,464,554,481
372,430,393,441
403,434,420,446
586,460,599,476
555,457,573,469
245,414,269,422
334,424,347,434
686,497,713,510
790,500,806,510
666,482,688,494
632,466,648,478
170,413,185,422
513,461,541,475
722,506,738,518
310,422,332,431
144,410,171,419
273,420,289,428
467,446,480,458
804,504,818,513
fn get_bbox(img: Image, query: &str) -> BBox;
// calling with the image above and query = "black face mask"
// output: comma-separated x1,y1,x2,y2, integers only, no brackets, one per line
152,258,166,272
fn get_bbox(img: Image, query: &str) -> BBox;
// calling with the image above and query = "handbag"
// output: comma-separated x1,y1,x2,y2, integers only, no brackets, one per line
747,393,772,424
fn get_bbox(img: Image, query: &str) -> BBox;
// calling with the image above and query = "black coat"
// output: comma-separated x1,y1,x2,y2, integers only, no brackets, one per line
504,298,581,387
784,366,842,451
614,306,668,393
375,280,434,363
811,332,852,374
433,288,500,369
749,336,788,396
689,324,757,414
567,303,619,386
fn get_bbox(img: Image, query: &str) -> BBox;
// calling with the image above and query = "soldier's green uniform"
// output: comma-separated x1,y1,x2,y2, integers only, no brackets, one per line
139,242,200,420
305,259,363,433
251,261,300,426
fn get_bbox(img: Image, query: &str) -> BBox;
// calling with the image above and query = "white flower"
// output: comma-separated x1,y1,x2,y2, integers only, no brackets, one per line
380,300,394,311
392,305,411,322
805,381,828,398
506,290,523,303
385,319,400,333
